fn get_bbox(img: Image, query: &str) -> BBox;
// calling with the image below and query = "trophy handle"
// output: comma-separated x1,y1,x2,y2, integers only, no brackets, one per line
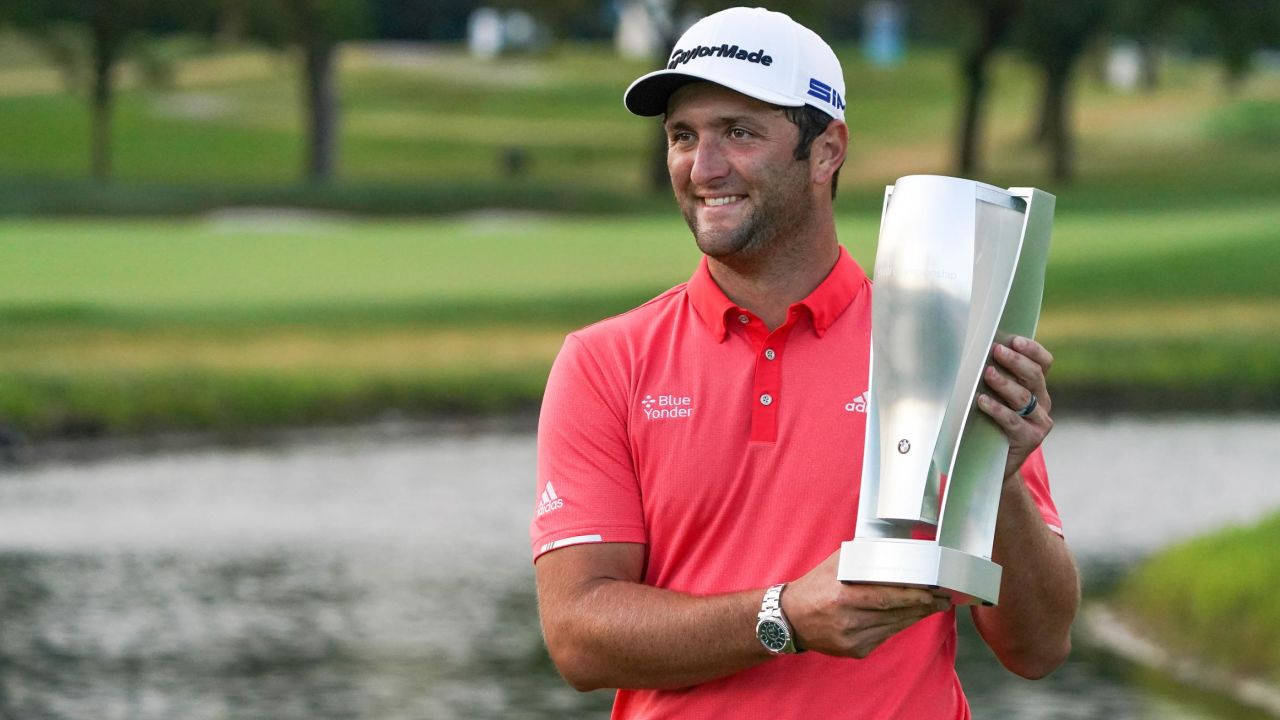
935,188,1055,562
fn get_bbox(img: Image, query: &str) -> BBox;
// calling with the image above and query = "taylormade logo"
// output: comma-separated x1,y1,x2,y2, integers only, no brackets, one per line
668,43,773,69
641,393,694,420
536,481,564,516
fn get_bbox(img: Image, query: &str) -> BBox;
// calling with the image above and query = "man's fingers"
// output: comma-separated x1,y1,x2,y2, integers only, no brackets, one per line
983,364,1037,417
978,393,1030,435
993,342,1045,389
847,584,939,611
847,601,946,632
788,577,952,658
850,613,946,658
990,339,1052,415
1011,335,1053,373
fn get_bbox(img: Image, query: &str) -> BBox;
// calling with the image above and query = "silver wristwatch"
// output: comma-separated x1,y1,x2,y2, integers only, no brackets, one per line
755,583,800,654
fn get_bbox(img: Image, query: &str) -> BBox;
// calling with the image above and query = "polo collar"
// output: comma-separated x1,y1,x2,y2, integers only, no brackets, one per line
687,246,867,342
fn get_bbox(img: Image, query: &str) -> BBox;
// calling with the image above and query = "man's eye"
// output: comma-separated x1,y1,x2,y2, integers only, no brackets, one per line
670,131,694,145
729,127,752,139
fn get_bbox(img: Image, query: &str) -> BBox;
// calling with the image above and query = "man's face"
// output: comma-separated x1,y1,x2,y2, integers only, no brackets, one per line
664,83,811,262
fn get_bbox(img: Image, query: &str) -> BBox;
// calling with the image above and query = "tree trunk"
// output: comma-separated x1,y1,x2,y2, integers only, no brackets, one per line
1030,78,1051,147
1041,65,1073,181
303,41,337,183
90,0,119,182
217,0,248,46
1138,37,1159,91
956,1,1018,176
956,50,989,176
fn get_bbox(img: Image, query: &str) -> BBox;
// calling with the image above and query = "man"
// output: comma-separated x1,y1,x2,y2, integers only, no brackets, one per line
530,7,1079,719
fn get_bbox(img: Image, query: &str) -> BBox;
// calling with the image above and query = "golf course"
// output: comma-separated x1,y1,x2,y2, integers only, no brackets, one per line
2,38,1278,438
3,33,1280,700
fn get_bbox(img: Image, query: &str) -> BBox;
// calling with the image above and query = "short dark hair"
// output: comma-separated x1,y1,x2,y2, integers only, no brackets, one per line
782,104,841,198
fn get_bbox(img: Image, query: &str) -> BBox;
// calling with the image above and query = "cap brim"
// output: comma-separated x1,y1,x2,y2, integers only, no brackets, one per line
623,68,804,117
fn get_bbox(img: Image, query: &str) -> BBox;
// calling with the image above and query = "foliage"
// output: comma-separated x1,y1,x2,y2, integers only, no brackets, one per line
1114,511,1280,682
0,0,215,180
3,44,1278,213
244,0,372,47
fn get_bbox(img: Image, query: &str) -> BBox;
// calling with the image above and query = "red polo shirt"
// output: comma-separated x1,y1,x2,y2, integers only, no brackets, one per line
531,246,1061,720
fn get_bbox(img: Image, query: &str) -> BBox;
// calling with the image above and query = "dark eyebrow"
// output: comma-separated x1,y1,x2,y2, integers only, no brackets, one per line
663,115,761,132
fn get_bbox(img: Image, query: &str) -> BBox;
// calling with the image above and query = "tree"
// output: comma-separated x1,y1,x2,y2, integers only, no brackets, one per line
954,0,1023,175
1188,0,1280,90
1018,0,1112,181
1,0,206,182
246,0,371,184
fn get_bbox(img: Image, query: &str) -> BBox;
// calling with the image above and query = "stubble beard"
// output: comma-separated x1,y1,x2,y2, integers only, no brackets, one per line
682,167,813,266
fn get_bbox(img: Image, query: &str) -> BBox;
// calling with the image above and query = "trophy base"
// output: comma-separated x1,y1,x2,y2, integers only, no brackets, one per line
836,538,1002,606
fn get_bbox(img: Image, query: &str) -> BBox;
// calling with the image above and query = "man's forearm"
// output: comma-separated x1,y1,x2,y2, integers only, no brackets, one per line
971,478,1080,678
539,575,772,691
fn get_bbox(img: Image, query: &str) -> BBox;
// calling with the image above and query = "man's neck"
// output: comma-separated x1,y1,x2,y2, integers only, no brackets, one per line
707,230,840,331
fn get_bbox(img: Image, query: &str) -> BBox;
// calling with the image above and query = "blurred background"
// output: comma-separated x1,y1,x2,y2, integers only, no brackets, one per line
0,0,1278,718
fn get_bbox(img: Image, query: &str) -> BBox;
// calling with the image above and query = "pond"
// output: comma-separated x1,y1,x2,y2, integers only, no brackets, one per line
1,415,1277,719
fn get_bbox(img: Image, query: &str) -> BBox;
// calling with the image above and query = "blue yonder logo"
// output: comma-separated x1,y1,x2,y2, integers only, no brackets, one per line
807,78,845,111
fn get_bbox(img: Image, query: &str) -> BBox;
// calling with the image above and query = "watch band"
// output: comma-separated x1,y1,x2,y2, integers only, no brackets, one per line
760,583,786,618
756,583,801,654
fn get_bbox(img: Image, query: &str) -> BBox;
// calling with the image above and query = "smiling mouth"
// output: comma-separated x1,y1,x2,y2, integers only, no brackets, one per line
703,195,745,207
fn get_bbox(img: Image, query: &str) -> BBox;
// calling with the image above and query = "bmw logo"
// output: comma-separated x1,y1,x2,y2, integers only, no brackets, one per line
897,439,911,454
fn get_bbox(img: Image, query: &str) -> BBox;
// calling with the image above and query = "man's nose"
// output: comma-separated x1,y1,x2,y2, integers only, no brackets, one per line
689,137,729,186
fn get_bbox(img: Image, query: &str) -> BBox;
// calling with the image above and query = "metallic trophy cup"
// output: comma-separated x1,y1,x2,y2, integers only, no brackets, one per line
836,175,1055,606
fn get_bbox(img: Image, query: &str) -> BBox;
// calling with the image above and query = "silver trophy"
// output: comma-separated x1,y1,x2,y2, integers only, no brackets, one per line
836,175,1054,606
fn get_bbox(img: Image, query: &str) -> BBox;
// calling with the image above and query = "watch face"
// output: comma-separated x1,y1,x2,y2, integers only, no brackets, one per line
757,620,788,652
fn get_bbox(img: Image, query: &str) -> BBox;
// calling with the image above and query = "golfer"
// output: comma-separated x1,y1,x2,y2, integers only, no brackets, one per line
531,7,1078,718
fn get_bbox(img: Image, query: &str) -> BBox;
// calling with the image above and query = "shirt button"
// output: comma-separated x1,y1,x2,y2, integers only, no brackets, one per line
738,314,750,325
759,393,774,406
764,348,776,361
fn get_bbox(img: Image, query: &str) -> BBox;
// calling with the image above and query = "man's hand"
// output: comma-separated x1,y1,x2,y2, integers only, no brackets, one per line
976,335,1054,481
782,549,950,658
968,336,1078,679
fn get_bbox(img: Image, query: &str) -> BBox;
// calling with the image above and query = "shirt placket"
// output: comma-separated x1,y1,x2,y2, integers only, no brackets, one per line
733,309,798,444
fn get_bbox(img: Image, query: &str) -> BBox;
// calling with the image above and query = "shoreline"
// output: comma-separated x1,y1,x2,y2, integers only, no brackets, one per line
5,408,1278,468
0,411,540,468
1082,603,1280,717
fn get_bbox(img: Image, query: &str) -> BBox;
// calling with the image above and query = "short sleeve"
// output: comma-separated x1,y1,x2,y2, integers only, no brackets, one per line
1018,447,1063,537
530,334,647,561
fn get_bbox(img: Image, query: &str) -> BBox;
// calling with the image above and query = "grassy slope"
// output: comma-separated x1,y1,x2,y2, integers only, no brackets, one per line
1112,510,1280,684
0,40,1278,436
2,200,1278,436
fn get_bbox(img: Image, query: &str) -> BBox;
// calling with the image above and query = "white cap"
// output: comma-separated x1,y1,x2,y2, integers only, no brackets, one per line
623,7,846,121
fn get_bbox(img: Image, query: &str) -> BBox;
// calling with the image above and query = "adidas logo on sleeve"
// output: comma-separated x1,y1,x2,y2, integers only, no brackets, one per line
536,481,565,516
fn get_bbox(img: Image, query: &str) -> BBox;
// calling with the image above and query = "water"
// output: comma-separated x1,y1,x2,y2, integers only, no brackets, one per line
0,416,1277,719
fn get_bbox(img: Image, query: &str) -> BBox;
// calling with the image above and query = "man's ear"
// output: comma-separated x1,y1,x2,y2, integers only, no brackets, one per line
810,120,848,187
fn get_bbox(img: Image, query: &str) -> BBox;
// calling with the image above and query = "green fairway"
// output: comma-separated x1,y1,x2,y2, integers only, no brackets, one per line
4,203,1278,313
2,203,1278,437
